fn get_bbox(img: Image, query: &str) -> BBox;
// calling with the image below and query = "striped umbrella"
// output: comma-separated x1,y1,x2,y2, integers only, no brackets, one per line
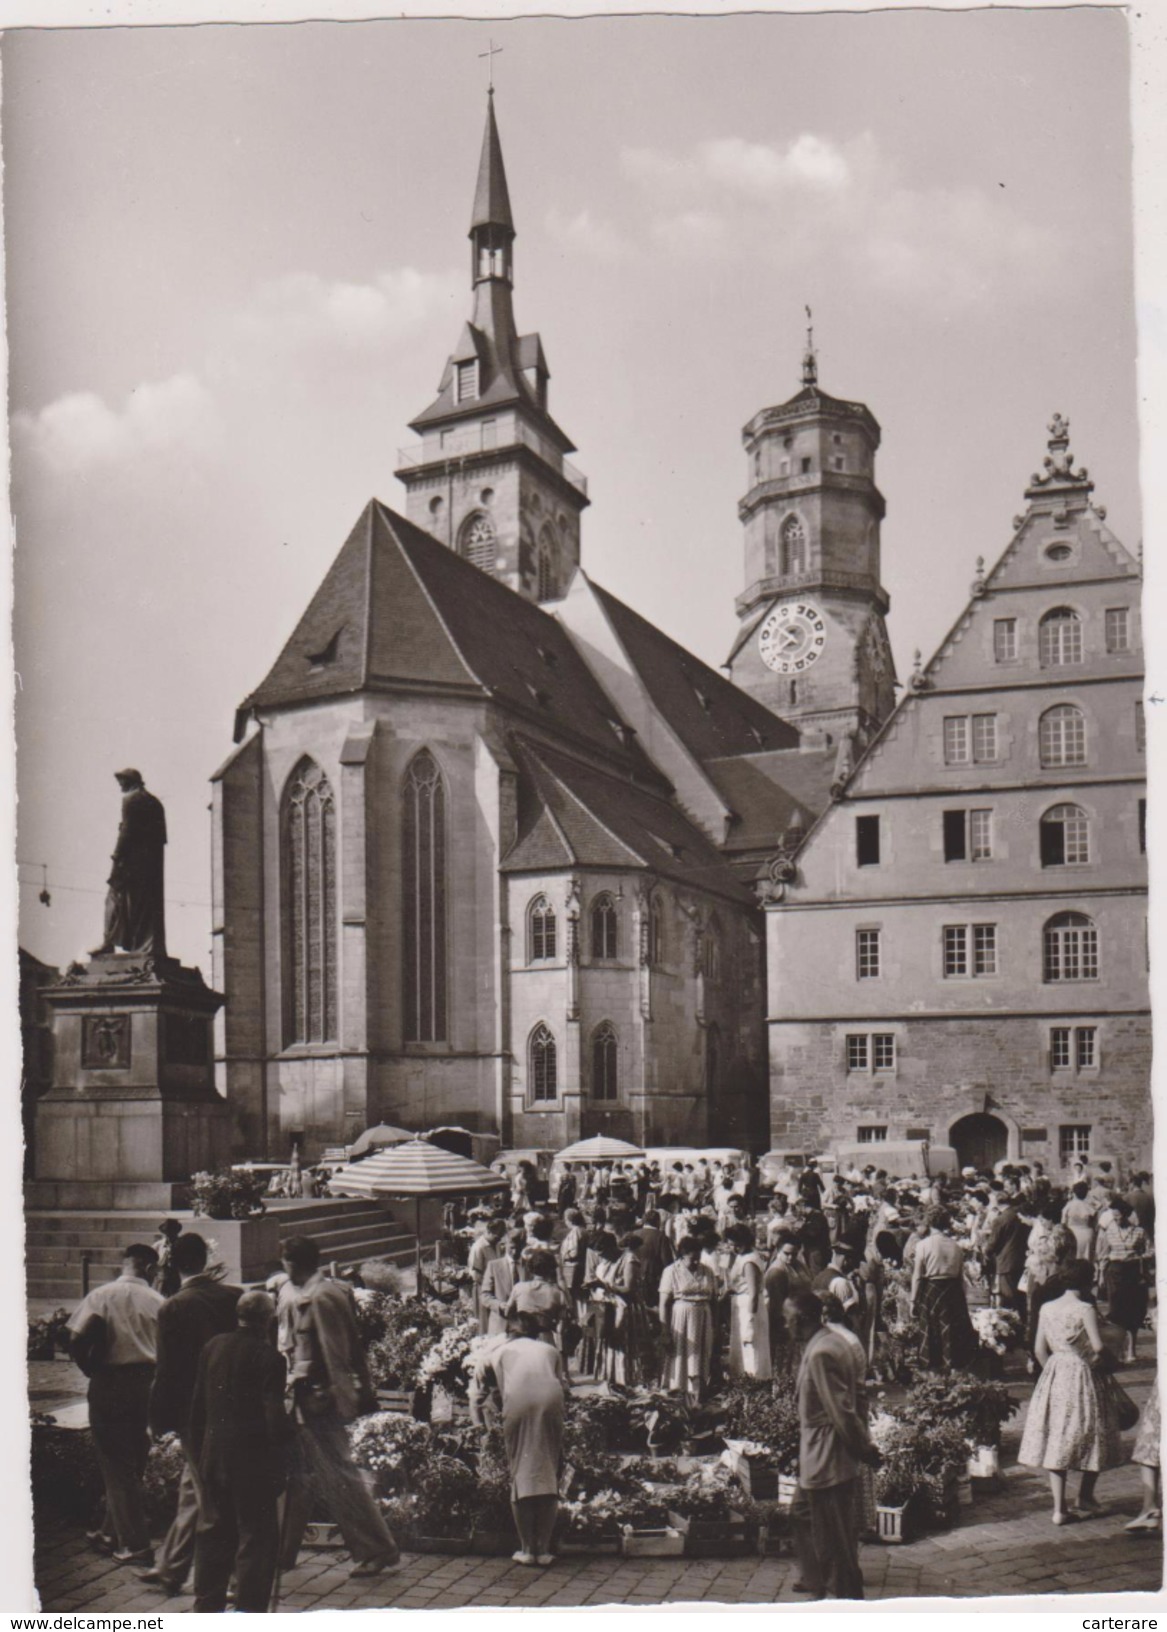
556,1134,645,1163
329,1138,506,1199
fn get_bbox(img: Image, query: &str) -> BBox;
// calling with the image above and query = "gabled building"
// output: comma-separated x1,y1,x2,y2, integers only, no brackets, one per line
763,415,1149,1175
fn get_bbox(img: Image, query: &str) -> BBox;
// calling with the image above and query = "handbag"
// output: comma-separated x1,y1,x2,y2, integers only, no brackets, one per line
1109,1377,1140,1433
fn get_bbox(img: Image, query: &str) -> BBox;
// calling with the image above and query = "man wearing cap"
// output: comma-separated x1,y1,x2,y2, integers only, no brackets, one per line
93,768,168,958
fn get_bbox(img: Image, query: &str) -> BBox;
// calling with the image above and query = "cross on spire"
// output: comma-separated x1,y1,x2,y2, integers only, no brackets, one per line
479,39,503,92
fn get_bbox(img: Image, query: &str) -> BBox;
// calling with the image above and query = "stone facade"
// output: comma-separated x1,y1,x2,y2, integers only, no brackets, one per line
764,416,1149,1176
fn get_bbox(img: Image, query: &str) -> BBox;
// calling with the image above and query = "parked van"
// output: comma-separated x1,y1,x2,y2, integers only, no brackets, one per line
833,1141,959,1180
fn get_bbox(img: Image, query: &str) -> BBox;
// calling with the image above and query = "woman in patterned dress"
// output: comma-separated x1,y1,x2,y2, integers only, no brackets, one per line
725,1222,772,1381
1019,1259,1123,1524
658,1236,717,1403
1126,1378,1161,1533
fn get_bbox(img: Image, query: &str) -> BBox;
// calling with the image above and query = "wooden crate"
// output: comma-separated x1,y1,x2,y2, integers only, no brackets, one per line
557,1531,622,1556
668,1511,758,1559
621,1525,685,1558
301,1522,344,1549
874,1504,910,1545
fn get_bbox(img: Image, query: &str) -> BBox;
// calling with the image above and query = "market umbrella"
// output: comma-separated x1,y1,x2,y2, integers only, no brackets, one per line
329,1138,506,1282
348,1122,415,1158
556,1134,645,1164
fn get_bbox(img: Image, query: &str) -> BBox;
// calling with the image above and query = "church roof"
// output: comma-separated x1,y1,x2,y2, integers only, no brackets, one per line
470,90,514,234
586,581,799,762
502,737,754,904
236,501,660,780
702,745,839,855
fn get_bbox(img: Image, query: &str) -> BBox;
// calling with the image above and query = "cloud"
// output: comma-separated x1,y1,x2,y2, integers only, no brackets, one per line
620,131,1055,307
545,207,629,263
225,267,462,363
12,372,218,476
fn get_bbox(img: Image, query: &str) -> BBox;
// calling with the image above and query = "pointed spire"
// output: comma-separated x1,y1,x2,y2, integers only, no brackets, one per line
801,304,818,387
470,90,514,235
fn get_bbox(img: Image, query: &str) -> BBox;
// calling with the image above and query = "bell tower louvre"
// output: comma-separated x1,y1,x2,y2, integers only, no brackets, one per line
395,90,589,604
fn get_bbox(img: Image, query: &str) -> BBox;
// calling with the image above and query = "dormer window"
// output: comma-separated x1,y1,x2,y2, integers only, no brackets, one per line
456,360,479,403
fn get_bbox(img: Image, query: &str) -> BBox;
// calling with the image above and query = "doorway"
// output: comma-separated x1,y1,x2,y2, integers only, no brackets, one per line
949,1112,1008,1172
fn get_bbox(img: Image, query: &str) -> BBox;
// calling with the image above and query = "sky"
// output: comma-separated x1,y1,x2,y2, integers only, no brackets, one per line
6,9,1141,974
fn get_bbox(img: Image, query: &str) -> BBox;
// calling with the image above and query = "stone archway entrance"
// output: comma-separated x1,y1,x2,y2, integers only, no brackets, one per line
949,1112,1009,1172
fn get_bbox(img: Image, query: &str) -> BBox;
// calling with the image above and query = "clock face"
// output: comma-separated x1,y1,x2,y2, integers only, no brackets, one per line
758,601,828,674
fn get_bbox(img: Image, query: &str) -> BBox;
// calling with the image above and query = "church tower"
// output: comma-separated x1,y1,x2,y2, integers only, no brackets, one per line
396,91,589,603
726,331,896,747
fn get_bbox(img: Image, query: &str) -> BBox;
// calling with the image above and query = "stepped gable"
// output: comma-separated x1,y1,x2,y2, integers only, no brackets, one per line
502,736,754,905
703,744,839,854
238,502,658,779
587,579,799,760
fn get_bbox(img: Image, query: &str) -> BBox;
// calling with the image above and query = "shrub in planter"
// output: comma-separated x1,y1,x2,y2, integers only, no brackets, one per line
412,1454,479,1541
190,1167,267,1220
870,1411,968,1528
902,1372,1019,1451
349,1412,433,1497
30,1417,103,1525
28,1309,71,1362
720,1378,801,1474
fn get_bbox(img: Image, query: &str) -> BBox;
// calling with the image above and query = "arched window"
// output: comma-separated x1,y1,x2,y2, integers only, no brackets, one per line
591,893,618,960
592,1022,618,1101
529,1023,558,1102
1043,912,1099,982
782,515,807,577
649,895,664,967
705,1023,720,1099
537,526,556,601
282,758,338,1044
1040,804,1090,867
528,895,557,962
703,916,722,983
1039,704,1086,767
460,511,496,572
402,750,448,1042
1039,608,1083,666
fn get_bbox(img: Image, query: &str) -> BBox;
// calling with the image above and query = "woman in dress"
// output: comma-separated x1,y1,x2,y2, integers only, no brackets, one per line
724,1222,772,1381
764,1232,811,1373
1095,1197,1149,1362
505,1249,566,1347
910,1207,976,1372
1019,1258,1123,1524
1062,1181,1098,1262
658,1235,718,1403
486,1311,566,1566
588,1232,647,1386
1126,1378,1161,1534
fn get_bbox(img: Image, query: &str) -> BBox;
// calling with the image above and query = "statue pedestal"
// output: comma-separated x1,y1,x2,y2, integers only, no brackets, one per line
27,953,231,1209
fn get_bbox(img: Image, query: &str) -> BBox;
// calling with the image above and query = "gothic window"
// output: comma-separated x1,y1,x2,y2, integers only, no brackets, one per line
1039,704,1086,767
782,515,807,576
1043,912,1099,983
402,750,448,1042
282,758,338,1045
591,893,618,960
591,1022,618,1101
528,895,557,962
537,525,556,601
1041,804,1090,867
460,511,496,572
1039,608,1083,666
529,1023,558,1102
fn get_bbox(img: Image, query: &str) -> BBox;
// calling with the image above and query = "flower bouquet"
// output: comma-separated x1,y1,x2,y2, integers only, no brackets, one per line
417,1317,479,1397
971,1306,1022,1357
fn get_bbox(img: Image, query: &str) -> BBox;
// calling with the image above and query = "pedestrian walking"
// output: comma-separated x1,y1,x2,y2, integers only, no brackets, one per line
1095,1197,1149,1362
469,1218,506,1335
481,1230,526,1337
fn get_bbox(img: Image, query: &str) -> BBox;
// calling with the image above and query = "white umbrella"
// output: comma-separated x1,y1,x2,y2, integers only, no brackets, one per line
349,1122,415,1158
557,1134,645,1164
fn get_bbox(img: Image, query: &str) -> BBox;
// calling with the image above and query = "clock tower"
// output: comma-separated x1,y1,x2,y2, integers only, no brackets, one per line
726,337,896,746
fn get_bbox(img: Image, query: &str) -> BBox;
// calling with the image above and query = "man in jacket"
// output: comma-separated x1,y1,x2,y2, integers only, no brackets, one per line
985,1193,1031,1317
468,1218,506,1335
189,1291,290,1613
277,1235,400,1579
139,1233,241,1594
67,1243,163,1564
784,1290,878,1599
479,1229,526,1336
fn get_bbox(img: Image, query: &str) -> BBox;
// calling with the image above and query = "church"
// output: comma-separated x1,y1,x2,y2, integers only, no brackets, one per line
209,93,1149,1175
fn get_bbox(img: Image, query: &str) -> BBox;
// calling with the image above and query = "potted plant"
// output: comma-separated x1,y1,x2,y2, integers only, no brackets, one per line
557,1491,626,1555
720,1378,801,1501
190,1167,267,1220
667,1467,757,1557
900,1372,1017,1482
409,1455,479,1552
349,1411,434,1499
27,1308,71,1362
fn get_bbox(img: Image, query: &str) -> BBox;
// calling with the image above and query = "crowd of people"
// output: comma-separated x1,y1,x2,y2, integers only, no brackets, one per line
56,1149,1157,1608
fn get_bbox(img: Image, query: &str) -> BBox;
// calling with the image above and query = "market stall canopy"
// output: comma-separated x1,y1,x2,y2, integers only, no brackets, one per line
556,1134,645,1163
329,1138,507,1199
348,1122,415,1158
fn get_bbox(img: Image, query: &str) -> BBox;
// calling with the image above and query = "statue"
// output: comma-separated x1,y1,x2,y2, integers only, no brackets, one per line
92,768,168,959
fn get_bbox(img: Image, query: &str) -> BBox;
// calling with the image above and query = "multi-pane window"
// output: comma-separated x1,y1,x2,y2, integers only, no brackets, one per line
591,1022,618,1101
529,1024,557,1101
1044,913,1098,982
943,809,992,862
993,618,1018,662
856,929,881,979
1059,1125,1092,1164
591,894,618,960
943,714,998,765
943,923,997,977
857,1126,888,1144
529,895,557,962
282,758,338,1045
856,814,881,867
1039,608,1083,666
1039,704,1086,767
402,750,447,1043
846,1033,895,1072
1040,804,1090,867
1105,608,1130,653
455,359,479,403
1050,1027,1072,1070
846,1034,869,1071
1076,1027,1097,1068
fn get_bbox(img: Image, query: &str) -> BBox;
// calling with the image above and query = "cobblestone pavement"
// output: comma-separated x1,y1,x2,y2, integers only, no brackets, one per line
32,1359,1163,1609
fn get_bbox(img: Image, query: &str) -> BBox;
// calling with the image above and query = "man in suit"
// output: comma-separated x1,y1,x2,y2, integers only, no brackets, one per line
468,1218,507,1335
139,1233,241,1595
480,1229,526,1336
189,1291,290,1613
67,1243,163,1564
784,1290,879,1600
985,1191,1031,1317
